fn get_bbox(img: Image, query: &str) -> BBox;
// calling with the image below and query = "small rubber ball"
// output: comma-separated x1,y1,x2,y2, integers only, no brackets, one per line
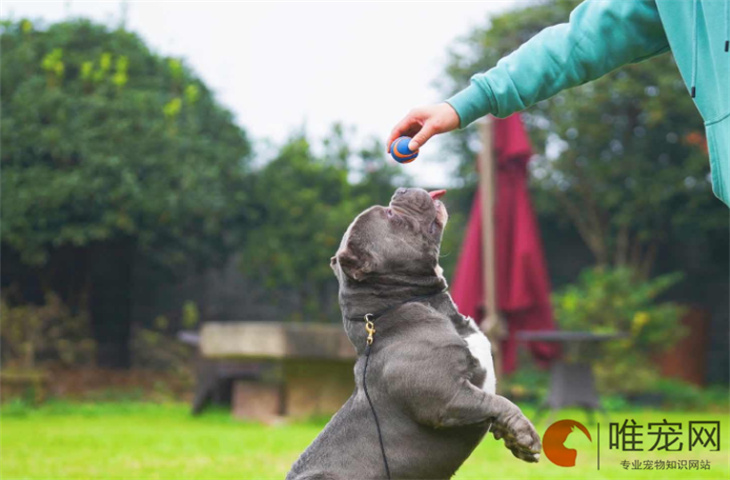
389,136,419,164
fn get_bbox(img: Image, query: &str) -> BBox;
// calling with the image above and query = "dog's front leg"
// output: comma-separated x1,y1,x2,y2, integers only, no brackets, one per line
438,379,541,462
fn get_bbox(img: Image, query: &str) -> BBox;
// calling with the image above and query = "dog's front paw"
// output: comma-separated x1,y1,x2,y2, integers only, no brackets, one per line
490,398,542,463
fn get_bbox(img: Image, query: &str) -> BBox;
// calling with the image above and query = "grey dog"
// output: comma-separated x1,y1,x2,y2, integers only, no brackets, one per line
286,188,541,480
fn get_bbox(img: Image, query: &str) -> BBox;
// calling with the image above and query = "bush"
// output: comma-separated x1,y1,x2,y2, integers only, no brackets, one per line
0,292,95,370
130,301,199,382
649,378,730,411
501,364,549,404
552,267,686,393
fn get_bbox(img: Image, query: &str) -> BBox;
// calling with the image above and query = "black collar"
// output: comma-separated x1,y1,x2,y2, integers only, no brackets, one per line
346,289,447,323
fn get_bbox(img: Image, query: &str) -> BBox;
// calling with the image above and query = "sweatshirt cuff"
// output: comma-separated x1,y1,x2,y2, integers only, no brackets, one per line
445,82,494,128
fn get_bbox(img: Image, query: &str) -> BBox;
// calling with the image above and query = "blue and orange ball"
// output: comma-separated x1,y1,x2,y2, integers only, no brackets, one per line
389,136,419,164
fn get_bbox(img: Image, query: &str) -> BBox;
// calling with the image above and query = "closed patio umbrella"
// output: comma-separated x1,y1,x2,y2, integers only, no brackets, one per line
451,114,559,375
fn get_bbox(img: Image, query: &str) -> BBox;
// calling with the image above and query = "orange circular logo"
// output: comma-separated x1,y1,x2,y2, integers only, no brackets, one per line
543,420,592,467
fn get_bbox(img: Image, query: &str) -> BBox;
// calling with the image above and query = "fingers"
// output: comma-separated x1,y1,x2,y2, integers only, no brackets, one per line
387,105,440,153
388,103,460,154
408,123,436,151
387,113,421,152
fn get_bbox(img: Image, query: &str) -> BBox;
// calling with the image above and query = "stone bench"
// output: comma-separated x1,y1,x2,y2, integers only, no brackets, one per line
192,321,356,421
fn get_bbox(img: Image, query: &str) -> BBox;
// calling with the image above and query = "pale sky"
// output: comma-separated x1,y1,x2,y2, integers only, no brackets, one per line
1,1,515,186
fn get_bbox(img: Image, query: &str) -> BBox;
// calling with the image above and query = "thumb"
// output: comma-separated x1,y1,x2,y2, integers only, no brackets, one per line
408,123,436,151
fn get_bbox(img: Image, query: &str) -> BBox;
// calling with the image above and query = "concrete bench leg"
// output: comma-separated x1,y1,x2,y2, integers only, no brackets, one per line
232,380,284,421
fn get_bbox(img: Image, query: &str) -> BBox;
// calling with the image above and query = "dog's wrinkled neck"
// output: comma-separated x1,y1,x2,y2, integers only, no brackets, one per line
338,272,447,321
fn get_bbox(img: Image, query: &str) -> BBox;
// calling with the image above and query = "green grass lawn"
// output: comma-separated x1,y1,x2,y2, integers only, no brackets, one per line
2,401,728,479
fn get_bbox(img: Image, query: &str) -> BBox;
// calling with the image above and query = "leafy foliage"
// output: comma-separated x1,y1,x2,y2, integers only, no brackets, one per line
553,267,687,392
130,301,199,378
0,292,95,369
1,19,252,268
239,125,408,321
646,378,730,410
1,18,252,366
441,0,727,274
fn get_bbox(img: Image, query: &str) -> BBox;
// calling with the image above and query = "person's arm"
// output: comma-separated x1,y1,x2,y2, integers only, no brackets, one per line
390,0,669,151
447,0,669,126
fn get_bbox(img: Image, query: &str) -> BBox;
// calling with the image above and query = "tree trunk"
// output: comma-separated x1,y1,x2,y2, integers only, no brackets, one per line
88,240,135,368
554,190,609,266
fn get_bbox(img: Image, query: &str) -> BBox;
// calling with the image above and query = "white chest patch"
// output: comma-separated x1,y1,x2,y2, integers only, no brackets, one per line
465,332,497,395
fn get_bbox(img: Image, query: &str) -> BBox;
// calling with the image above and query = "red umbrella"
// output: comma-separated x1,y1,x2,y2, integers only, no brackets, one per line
450,114,559,374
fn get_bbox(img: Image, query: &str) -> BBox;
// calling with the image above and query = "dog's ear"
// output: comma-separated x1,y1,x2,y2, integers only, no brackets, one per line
336,247,372,281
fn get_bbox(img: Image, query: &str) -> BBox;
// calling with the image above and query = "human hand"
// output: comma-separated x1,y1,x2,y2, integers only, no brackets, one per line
387,103,460,153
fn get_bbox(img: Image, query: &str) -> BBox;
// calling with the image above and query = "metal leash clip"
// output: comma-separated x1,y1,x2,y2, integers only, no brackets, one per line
364,313,376,345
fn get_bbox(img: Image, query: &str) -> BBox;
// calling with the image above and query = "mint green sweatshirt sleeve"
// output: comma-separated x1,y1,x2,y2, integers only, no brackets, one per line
446,0,670,127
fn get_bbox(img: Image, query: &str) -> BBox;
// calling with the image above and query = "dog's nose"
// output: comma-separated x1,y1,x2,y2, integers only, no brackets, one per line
395,188,408,197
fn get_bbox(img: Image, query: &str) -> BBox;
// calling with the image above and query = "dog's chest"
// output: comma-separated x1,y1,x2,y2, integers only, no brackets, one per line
464,330,497,395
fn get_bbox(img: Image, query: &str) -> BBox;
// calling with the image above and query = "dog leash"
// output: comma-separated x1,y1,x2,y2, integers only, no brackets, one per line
362,333,390,479
348,290,446,480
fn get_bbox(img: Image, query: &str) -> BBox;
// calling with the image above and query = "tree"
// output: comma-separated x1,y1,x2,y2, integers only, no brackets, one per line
440,0,727,277
240,125,407,322
1,19,252,366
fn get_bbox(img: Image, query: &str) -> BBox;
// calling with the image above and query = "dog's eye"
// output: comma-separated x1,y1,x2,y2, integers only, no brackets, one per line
386,209,394,218
429,220,438,234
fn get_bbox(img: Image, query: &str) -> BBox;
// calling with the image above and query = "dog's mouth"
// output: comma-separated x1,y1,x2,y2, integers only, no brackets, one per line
389,188,448,226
